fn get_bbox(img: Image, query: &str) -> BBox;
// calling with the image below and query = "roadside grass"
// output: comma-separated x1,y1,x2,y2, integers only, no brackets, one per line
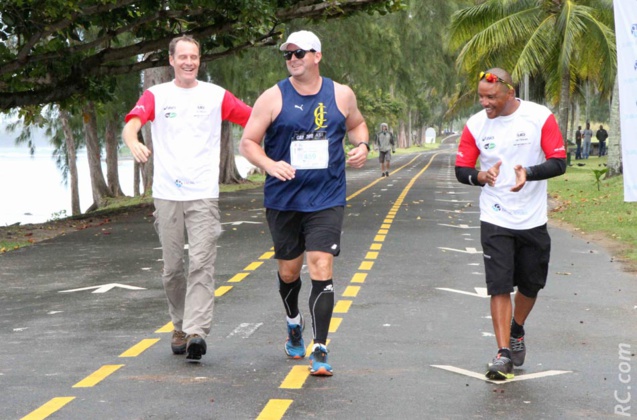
548,156,637,264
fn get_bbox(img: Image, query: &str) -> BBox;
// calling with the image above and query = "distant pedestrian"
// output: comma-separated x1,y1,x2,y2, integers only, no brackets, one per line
122,35,252,362
582,123,593,159
239,30,369,376
455,68,567,380
374,123,395,177
575,126,582,160
596,125,608,157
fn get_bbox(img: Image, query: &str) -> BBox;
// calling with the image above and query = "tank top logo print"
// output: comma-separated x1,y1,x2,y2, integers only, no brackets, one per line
313,102,328,130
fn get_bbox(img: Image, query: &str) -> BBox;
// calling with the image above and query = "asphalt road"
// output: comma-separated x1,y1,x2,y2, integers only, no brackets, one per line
1,142,636,419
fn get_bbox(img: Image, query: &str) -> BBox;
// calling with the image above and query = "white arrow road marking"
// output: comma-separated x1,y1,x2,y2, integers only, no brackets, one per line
437,287,489,298
221,221,263,226
438,247,482,254
438,224,479,229
431,365,571,384
227,323,263,338
59,283,146,294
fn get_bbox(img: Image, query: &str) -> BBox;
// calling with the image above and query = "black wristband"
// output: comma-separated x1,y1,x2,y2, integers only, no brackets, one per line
359,142,370,151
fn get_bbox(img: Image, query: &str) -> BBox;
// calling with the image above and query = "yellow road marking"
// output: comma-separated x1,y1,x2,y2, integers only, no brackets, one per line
329,317,342,332
228,272,250,283
351,273,367,283
343,286,360,297
334,300,352,313
378,229,389,234
72,365,124,388
21,397,75,420
155,322,173,333
359,261,374,270
374,234,386,242
244,261,263,271
215,285,233,297
279,365,309,389
381,224,391,229
259,251,275,260
370,243,382,250
256,399,293,420
365,251,379,260
119,338,160,357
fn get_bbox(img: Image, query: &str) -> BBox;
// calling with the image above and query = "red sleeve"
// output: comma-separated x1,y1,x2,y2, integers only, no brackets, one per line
221,90,252,127
455,126,480,167
124,90,155,125
541,114,567,159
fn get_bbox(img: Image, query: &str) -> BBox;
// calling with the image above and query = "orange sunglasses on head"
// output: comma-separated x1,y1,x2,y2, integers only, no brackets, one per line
479,71,515,91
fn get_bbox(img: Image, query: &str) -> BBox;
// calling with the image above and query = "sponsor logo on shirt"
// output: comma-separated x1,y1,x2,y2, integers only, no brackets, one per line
483,143,496,150
313,103,328,130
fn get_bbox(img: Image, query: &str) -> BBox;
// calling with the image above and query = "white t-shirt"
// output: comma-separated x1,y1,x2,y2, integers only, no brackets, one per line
456,100,566,229
125,80,250,200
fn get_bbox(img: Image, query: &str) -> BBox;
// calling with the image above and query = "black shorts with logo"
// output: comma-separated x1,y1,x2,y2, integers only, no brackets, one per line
481,221,551,298
266,206,344,260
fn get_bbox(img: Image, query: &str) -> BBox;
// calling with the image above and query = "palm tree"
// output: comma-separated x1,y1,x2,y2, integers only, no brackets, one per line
447,0,616,148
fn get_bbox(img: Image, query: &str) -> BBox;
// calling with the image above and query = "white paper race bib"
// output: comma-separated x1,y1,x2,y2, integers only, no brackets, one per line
290,140,329,169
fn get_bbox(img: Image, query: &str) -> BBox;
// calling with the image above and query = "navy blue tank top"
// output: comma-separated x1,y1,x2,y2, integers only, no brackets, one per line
263,77,347,211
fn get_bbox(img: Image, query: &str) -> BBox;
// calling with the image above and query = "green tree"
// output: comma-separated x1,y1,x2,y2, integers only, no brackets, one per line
0,0,403,110
447,0,616,147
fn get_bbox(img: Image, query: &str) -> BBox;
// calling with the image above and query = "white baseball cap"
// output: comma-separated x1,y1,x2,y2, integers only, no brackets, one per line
279,30,321,52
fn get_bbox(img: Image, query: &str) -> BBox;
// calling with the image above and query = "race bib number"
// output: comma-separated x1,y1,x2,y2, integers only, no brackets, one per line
290,139,329,169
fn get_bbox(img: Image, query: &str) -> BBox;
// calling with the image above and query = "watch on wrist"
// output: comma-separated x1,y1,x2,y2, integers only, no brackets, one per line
359,142,370,151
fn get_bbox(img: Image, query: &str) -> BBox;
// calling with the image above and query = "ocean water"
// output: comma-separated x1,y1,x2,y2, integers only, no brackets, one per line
0,143,255,226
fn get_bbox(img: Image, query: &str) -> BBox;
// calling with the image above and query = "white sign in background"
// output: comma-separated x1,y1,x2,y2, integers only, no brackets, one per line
613,0,637,201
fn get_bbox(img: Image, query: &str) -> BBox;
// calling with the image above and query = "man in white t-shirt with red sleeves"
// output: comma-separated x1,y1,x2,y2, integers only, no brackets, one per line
455,68,566,380
122,35,251,362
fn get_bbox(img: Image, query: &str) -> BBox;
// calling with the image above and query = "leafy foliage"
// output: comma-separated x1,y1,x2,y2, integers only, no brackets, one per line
0,0,404,110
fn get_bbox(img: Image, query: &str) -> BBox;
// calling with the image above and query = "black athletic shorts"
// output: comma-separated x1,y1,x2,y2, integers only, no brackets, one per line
265,206,344,260
481,221,551,298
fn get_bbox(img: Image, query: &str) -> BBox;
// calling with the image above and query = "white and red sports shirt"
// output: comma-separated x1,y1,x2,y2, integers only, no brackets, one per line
456,99,566,229
125,80,251,201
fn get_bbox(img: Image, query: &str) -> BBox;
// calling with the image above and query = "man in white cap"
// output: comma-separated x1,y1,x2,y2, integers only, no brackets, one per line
374,122,395,177
240,30,369,376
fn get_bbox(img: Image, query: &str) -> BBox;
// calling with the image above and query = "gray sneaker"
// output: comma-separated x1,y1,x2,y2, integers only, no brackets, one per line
485,353,514,380
510,335,526,367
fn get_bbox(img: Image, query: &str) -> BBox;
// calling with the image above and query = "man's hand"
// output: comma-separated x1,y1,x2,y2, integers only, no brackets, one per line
511,164,527,192
346,143,369,168
128,142,151,163
265,160,296,181
480,160,502,187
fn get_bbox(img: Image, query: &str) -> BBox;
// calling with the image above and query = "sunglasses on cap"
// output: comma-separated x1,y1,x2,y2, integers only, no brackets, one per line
479,71,515,91
283,49,316,60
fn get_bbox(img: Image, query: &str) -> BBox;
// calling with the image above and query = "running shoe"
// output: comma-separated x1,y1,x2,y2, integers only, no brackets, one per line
284,315,305,359
510,335,526,367
185,334,207,362
309,344,333,376
485,352,514,380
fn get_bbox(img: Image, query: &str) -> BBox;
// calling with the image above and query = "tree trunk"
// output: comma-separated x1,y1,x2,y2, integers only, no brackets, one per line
82,101,112,210
140,65,172,195
606,77,622,178
219,120,242,184
59,110,81,216
557,67,570,149
104,116,124,197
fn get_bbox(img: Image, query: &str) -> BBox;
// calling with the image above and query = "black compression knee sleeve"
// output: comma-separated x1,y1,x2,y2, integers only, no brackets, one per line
308,279,334,344
278,274,301,318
